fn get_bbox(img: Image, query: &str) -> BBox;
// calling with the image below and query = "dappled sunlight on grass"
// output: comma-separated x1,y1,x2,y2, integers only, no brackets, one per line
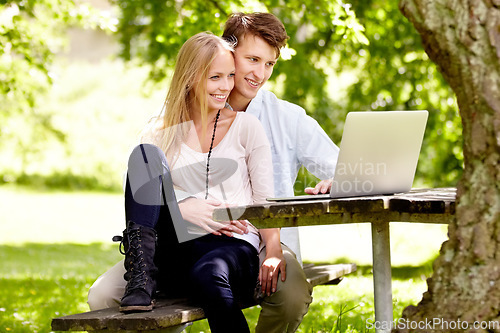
0,276,90,332
0,243,122,333
0,188,446,332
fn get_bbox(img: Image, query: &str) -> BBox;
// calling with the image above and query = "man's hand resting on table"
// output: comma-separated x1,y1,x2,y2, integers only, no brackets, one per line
178,197,249,237
304,178,333,195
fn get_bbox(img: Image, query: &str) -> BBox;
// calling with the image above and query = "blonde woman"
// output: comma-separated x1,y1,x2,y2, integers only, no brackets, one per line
91,32,284,333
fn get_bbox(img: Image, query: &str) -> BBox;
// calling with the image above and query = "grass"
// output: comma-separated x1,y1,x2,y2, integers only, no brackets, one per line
0,186,448,333
0,243,122,333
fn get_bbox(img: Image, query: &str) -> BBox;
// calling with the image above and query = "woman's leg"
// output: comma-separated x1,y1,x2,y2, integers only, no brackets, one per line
189,236,259,333
119,144,177,312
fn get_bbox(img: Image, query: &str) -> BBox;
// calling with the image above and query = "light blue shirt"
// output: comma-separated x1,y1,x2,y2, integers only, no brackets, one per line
245,90,340,262
246,89,339,197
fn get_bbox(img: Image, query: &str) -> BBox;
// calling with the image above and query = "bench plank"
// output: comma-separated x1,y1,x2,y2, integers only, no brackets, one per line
52,300,203,332
304,263,356,286
52,263,356,332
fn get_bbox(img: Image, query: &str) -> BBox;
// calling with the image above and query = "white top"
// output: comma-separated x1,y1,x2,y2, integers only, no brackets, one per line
170,112,274,250
245,89,340,261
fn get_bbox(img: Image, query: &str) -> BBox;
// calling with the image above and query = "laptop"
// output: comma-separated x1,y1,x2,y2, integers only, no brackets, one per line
267,110,428,201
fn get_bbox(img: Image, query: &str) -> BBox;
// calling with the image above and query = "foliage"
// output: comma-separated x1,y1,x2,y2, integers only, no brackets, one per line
1,59,162,191
113,0,462,188
337,0,462,186
1,0,463,189
0,0,114,172
114,0,367,84
113,0,368,150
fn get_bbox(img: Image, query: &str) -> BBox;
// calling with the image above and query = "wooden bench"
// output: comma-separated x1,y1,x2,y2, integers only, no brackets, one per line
51,263,356,332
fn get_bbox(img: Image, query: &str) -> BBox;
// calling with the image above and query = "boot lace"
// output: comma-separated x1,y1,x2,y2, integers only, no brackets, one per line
114,227,149,293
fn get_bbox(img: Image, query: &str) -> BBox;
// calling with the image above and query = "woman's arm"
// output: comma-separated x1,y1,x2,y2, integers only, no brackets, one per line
178,197,249,237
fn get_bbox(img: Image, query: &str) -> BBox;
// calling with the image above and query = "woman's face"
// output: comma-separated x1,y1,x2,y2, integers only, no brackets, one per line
203,49,235,113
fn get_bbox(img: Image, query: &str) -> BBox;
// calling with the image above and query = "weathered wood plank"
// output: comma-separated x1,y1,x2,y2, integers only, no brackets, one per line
326,197,387,214
51,299,204,331
212,197,388,222
213,188,457,227
269,201,329,218
388,188,456,215
303,263,357,286
51,263,356,332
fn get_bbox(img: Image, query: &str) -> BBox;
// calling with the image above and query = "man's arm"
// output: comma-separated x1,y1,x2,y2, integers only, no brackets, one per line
296,112,339,193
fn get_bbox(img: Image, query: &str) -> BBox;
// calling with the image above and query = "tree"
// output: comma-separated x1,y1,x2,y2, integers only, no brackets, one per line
0,0,110,173
114,0,367,113
395,0,500,331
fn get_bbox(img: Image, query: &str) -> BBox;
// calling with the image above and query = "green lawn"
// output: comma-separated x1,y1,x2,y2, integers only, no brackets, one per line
0,186,448,332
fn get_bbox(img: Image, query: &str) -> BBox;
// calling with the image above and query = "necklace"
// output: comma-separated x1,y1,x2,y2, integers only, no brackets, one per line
205,109,221,199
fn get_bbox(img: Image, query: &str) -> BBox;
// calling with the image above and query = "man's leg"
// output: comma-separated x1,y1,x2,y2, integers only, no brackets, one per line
255,244,313,333
87,259,192,333
88,260,126,310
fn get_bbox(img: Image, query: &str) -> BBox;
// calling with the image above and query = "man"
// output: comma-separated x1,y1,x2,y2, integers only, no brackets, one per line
88,12,338,333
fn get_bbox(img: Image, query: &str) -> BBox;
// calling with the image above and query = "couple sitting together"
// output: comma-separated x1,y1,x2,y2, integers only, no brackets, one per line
87,12,339,333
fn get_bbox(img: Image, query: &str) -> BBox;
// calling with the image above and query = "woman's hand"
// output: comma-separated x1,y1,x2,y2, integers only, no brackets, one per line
178,197,249,237
304,178,333,195
259,248,286,296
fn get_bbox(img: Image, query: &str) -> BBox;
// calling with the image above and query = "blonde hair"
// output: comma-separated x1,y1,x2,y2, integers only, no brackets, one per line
143,32,234,163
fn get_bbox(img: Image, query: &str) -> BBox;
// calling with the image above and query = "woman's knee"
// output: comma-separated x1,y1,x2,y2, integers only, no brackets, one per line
128,144,167,174
127,144,170,206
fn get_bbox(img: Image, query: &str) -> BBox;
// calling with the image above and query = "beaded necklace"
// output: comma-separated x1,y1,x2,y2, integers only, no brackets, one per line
205,109,221,199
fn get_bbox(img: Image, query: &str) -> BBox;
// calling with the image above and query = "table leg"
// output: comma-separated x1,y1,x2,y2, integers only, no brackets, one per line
371,221,393,333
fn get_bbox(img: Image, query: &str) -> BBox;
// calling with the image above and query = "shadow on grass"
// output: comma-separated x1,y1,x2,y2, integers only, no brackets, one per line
0,172,122,192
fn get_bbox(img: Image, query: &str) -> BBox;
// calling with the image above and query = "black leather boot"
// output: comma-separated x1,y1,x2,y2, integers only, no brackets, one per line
115,220,158,313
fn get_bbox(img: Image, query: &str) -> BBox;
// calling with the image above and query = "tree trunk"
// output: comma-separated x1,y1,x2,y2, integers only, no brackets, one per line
395,0,500,332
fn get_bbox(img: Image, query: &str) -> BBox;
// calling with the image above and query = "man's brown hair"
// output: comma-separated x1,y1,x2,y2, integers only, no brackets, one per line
222,12,289,58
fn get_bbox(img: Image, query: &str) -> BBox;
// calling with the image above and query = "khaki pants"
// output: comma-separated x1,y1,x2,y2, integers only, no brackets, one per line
88,244,312,333
255,244,313,333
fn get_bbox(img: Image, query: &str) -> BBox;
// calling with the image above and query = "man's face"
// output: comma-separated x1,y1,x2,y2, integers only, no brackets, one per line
231,34,278,106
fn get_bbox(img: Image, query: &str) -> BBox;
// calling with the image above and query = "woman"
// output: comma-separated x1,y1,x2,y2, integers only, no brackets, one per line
114,32,284,332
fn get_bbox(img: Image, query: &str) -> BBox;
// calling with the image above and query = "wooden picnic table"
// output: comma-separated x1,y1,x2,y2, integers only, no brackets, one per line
213,187,456,333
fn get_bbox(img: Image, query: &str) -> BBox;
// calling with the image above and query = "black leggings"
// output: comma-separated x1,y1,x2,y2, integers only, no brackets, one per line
125,144,259,333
